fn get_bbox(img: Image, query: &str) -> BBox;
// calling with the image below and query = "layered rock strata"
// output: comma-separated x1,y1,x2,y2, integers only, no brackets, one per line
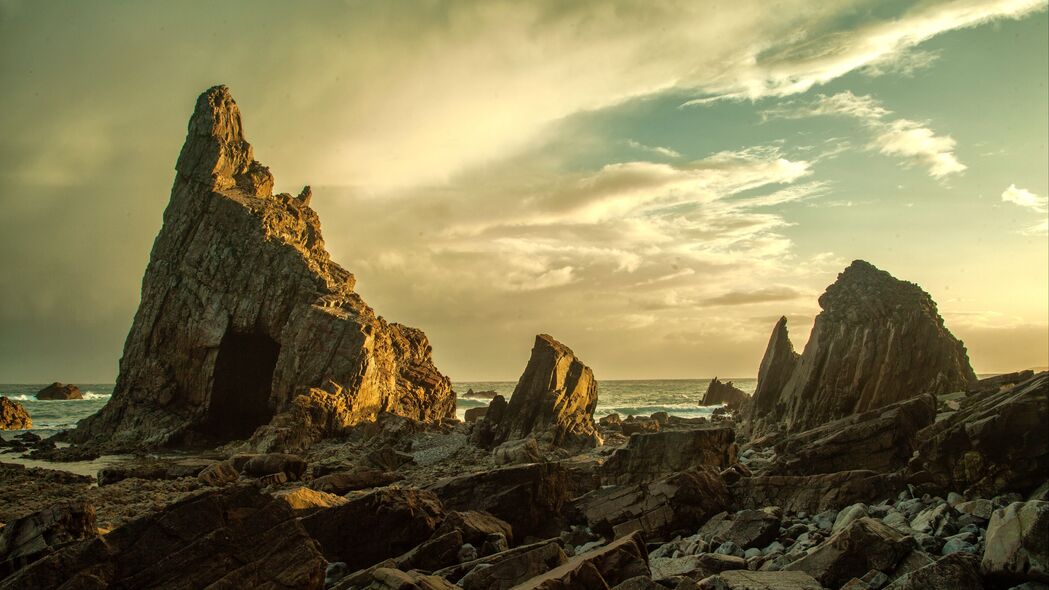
745,316,799,434
69,86,453,449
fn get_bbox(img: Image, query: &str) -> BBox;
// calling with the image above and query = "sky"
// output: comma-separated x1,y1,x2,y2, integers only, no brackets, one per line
1,0,1047,382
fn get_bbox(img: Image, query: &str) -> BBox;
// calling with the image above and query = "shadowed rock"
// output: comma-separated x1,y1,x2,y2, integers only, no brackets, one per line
483,334,601,450
699,378,748,410
68,85,453,450
746,316,799,434
35,383,83,400
765,261,976,433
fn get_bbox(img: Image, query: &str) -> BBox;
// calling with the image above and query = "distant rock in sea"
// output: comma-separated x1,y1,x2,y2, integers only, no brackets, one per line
35,382,83,401
478,334,601,450
462,388,499,399
0,396,32,430
699,377,748,409
748,260,977,433
68,85,454,450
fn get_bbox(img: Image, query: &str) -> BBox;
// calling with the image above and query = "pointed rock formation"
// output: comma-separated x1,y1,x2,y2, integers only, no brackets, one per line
0,397,31,430
484,334,601,450
699,377,748,409
772,261,976,433
69,86,453,450
745,316,799,434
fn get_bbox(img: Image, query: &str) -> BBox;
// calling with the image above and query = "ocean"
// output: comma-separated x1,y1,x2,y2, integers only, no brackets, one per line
1,378,756,435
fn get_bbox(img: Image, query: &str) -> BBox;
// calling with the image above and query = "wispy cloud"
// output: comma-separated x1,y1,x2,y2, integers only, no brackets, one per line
1002,184,1049,235
764,91,966,179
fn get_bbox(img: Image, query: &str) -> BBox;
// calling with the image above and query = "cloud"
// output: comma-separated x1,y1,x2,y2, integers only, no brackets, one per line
765,91,967,179
1001,185,1049,235
697,287,804,307
862,48,942,78
625,140,682,159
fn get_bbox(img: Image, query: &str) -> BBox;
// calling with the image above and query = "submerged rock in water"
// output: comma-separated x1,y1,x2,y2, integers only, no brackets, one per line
700,378,749,409
754,260,976,433
68,85,454,450
482,334,601,450
35,383,83,400
0,397,31,430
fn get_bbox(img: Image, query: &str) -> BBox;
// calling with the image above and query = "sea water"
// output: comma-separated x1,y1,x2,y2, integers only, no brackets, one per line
1,378,755,435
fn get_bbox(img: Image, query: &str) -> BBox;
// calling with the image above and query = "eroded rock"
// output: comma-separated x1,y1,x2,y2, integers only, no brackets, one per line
700,379,748,410
0,397,31,430
35,383,83,400
601,429,737,484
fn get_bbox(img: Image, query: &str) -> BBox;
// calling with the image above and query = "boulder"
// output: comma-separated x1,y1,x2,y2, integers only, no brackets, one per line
769,261,977,433
579,467,730,540
484,334,601,450
432,539,564,584
0,501,96,577
434,510,514,547
510,531,650,589
391,530,464,572
67,85,453,450
745,316,800,435
459,540,569,590
696,570,822,589
886,552,984,589
240,452,307,480
309,468,403,495
272,486,348,514
301,487,444,570
366,445,415,471
622,419,661,435
601,429,737,484
698,509,781,550
465,407,487,422
600,413,623,427
699,378,748,410
0,485,326,590
912,373,1048,497
0,397,31,430
35,382,83,400
650,553,745,581
784,517,913,588
730,470,904,515
981,500,1049,582
427,462,569,540
769,394,936,475
493,437,542,465
197,460,240,486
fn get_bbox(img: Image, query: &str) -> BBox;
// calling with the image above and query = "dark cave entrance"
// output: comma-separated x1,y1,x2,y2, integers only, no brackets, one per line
201,331,280,442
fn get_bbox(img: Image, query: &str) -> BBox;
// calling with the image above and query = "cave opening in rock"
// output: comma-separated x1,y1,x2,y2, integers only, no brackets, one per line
201,331,280,441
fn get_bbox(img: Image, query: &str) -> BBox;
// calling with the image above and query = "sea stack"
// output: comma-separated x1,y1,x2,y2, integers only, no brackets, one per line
699,377,748,409
36,382,83,400
0,397,32,430
758,260,977,433
484,334,601,450
68,86,454,450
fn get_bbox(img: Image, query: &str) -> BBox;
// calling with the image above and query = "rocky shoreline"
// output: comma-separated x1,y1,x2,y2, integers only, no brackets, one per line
2,87,1046,590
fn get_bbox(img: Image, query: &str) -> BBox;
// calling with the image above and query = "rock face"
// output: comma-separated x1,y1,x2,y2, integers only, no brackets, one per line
482,334,600,450
981,500,1049,582
35,383,83,400
911,372,1048,497
699,378,748,409
757,261,976,433
746,316,799,433
0,485,326,590
600,429,737,484
0,397,31,430
0,501,96,577
68,85,453,449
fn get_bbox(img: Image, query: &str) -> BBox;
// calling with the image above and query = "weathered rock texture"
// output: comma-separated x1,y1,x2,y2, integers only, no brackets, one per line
600,429,737,484
69,85,453,449
0,397,31,430
745,316,799,433
761,261,976,433
35,382,83,400
0,501,96,577
482,334,600,449
699,378,748,409
912,372,1048,497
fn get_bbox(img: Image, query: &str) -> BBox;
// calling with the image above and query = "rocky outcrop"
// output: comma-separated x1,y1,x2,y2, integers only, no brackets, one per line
35,382,83,400
699,378,748,409
480,334,600,450
745,316,799,434
911,372,1048,497
0,501,96,577
68,85,453,450
761,261,976,433
600,428,737,484
0,485,326,590
0,397,31,430
729,470,904,514
784,517,913,588
981,500,1049,583
768,394,936,476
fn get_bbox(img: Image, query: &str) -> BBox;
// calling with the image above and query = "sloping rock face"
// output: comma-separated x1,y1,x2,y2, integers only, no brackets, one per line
600,429,737,484
773,260,976,432
35,383,83,400
768,394,936,476
911,372,1048,497
0,397,31,430
0,501,96,577
483,334,600,450
699,378,748,409
745,316,799,434
0,486,326,590
69,86,453,450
